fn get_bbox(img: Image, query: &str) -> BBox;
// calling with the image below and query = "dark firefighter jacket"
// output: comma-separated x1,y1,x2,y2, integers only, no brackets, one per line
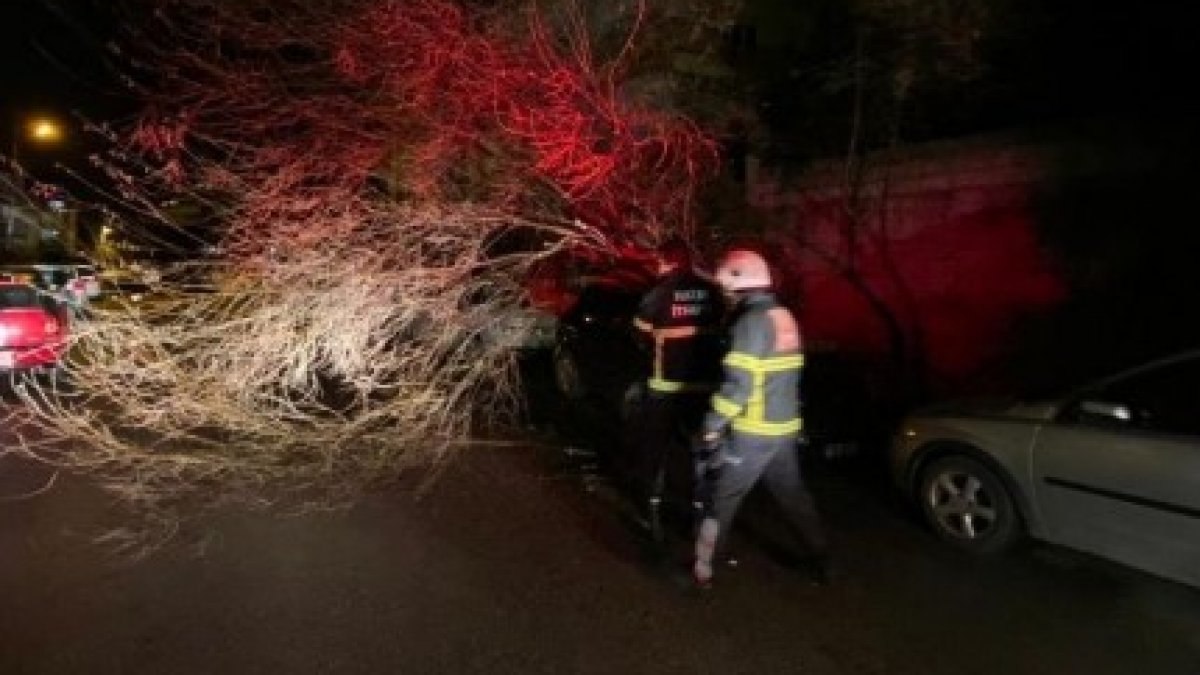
703,290,803,438
633,269,726,394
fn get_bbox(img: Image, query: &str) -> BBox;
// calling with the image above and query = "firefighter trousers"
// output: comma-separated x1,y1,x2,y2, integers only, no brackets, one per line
636,391,709,541
695,433,828,573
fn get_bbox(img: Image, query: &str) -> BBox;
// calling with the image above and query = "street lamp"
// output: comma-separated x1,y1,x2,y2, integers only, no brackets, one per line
9,114,66,166
28,118,64,144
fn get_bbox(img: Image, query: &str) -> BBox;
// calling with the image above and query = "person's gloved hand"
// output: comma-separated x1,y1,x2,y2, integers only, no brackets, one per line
692,431,723,472
692,430,719,458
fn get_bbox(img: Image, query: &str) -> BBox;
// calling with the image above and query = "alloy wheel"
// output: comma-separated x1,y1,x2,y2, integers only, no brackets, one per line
925,468,999,540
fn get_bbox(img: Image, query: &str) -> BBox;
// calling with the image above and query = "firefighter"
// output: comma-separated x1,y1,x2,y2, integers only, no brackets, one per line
631,238,726,548
692,247,830,588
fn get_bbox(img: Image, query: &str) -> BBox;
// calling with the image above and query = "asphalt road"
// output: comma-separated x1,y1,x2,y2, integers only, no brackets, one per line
2,403,1199,674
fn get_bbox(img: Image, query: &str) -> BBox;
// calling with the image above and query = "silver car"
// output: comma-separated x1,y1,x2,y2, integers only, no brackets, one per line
891,350,1200,588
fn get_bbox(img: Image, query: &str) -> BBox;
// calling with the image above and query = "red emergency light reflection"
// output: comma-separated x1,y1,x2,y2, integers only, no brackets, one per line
778,181,1067,392
129,0,716,258
332,0,717,241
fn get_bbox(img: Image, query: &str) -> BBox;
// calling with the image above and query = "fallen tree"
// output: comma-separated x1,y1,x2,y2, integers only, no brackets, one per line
14,0,719,549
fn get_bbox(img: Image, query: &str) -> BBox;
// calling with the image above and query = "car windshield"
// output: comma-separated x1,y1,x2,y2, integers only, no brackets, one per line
0,285,42,309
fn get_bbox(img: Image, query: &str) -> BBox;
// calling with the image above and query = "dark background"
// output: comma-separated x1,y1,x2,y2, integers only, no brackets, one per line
5,1,1198,169
5,0,1200,369
1,0,131,176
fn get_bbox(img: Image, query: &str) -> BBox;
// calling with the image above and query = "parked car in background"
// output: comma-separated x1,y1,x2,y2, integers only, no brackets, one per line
891,350,1200,589
0,262,97,310
551,282,645,418
0,281,69,377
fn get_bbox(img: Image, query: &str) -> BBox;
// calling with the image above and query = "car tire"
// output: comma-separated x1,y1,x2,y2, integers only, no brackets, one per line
552,346,586,400
918,455,1021,554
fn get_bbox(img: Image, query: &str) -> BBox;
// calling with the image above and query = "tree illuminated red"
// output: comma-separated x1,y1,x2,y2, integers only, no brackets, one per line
126,0,718,259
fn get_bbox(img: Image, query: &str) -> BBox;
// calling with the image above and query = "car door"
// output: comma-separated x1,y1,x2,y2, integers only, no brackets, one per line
1031,356,1200,587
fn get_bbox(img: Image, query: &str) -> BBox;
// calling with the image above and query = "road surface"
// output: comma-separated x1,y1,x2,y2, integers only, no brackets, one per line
2,404,1198,674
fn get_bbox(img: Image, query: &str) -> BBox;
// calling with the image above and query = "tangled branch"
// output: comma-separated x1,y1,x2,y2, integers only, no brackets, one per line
15,0,717,547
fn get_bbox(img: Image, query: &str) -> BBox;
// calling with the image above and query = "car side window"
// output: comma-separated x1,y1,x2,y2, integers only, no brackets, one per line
0,286,40,309
1078,358,1200,437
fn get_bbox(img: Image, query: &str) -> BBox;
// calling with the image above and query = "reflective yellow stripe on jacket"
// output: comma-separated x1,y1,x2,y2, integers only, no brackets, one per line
635,319,715,393
711,351,804,436
648,378,715,393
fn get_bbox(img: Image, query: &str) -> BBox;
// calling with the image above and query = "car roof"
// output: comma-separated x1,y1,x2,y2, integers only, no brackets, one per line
1099,349,1200,383
1054,349,1200,401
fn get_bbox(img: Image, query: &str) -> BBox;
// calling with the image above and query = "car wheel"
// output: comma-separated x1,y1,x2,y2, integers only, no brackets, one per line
918,455,1021,554
553,346,586,400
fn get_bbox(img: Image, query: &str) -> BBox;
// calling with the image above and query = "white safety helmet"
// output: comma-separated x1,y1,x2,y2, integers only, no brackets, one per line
714,248,772,292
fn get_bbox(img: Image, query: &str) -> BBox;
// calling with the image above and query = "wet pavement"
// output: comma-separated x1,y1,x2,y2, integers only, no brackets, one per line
2,403,1199,674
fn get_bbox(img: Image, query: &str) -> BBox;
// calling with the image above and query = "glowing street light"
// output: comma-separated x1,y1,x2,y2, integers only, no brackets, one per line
9,114,66,167
27,117,64,144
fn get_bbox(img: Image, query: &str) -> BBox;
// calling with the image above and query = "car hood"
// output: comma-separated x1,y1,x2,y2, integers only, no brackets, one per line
912,397,1059,423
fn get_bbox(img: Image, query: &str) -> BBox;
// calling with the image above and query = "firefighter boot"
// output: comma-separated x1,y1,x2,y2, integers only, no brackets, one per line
692,517,719,589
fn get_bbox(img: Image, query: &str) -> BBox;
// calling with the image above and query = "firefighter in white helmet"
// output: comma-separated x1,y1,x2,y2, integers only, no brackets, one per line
692,247,830,588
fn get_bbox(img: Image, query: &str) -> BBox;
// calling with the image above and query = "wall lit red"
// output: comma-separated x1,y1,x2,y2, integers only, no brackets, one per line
753,143,1068,392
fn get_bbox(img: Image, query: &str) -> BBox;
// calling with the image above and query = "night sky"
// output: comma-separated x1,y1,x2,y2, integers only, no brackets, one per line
4,1,1196,170
2,0,132,176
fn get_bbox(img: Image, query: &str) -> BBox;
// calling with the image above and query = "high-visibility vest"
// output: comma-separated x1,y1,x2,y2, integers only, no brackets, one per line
705,291,803,437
